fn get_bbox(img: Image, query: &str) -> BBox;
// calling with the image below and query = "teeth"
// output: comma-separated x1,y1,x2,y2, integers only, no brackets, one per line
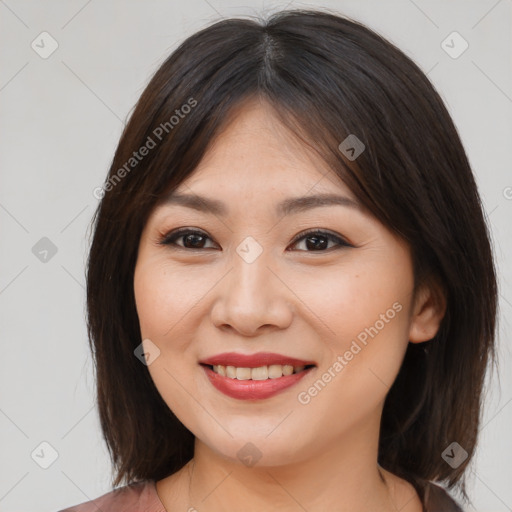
251,366,268,380
236,367,251,380
282,365,293,376
268,364,283,379
211,364,309,380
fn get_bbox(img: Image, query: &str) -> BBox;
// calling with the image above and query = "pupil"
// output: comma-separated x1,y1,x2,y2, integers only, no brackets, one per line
185,234,204,248
306,235,327,250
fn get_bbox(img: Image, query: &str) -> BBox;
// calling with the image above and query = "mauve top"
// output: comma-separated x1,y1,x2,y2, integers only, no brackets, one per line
57,479,464,512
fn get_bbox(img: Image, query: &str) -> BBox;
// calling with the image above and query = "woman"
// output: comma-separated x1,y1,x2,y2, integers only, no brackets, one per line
59,8,497,512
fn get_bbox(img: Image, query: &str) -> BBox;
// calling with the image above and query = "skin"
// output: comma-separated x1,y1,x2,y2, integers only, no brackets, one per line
133,97,446,512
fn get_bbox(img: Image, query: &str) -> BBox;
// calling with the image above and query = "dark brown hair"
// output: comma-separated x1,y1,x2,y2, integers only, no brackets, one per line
86,8,498,507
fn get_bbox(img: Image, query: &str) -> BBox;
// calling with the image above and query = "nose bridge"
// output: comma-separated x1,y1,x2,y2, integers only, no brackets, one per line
211,233,292,333
230,234,275,301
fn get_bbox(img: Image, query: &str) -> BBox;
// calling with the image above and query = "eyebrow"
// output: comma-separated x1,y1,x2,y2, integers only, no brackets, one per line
163,192,361,217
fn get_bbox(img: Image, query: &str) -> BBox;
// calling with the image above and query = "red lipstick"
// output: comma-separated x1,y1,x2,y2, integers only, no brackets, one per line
199,352,316,400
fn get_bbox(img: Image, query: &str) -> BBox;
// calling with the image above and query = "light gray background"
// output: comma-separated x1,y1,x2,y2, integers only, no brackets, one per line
0,1,511,511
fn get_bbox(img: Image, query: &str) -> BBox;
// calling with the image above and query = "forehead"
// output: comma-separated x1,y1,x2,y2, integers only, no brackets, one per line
174,98,355,201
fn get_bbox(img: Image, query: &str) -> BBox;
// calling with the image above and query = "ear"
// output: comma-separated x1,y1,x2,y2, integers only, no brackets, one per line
408,279,447,344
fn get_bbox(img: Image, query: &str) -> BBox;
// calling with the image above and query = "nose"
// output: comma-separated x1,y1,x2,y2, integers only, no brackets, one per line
210,246,294,337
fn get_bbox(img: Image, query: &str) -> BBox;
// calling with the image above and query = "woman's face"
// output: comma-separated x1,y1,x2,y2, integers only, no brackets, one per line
134,99,438,467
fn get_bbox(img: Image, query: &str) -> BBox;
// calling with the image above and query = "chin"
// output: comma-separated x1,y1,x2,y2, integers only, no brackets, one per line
197,426,315,469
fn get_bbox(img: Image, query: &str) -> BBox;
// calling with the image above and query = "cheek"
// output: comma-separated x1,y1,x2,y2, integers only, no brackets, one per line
133,259,217,390
295,255,413,346
133,261,203,426
294,249,414,400
134,260,206,341
292,278,411,443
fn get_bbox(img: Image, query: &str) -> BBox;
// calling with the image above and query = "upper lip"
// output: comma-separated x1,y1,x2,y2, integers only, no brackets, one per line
200,352,316,368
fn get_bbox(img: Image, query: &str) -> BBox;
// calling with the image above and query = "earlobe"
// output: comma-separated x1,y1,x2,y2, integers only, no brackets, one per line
408,280,447,344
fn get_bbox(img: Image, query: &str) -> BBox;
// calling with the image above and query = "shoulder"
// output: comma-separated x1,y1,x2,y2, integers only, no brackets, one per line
57,479,166,512
423,481,464,512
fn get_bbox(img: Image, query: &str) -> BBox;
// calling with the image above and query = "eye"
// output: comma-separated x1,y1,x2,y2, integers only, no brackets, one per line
159,228,217,250
288,228,352,252
158,228,352,252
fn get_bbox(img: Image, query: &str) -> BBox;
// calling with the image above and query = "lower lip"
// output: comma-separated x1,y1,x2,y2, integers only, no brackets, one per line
202,365,314,400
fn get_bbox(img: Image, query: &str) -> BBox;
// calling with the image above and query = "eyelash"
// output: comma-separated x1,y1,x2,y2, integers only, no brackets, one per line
158,227,352,252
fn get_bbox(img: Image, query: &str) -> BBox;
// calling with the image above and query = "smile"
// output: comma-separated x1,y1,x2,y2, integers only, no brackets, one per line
199,352,316,400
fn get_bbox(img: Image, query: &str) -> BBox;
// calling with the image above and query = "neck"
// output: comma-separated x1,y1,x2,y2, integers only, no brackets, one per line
187,449,390,512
